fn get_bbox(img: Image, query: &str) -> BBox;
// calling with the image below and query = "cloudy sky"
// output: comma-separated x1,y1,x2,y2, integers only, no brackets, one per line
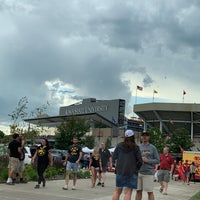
0,0,200,133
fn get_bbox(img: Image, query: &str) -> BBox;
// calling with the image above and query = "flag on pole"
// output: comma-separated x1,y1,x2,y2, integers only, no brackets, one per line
183,90,186,95
153,89,158,94
137,85,143,91
135,85,143,104
152,89,158,102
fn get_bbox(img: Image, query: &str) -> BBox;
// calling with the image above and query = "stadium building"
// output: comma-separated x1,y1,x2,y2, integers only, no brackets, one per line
25,98,143,146
134,102,200,150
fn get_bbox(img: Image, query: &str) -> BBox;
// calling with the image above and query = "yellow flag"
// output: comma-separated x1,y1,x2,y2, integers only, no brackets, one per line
153,90,158,94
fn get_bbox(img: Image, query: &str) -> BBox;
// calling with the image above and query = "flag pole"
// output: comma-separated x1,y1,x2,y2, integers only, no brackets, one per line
182,90,186,103
135,87,138,104
152,91,155,102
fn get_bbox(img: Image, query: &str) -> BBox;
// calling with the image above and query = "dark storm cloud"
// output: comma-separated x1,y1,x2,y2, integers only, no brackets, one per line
143,75,153,87
87,1,200,54
0,0,199,129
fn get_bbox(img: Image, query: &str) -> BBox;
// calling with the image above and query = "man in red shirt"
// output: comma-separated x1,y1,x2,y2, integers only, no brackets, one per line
157,147,174,195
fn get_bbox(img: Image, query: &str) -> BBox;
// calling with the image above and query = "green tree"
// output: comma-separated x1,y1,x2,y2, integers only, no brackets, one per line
0,130,5,139
8,96,28,133
23,129,40,145
82,135,95,149
8,96,50,143
1,134,11,144
105,138,112,149
166,128,194,153
55,117,90,149
149,127,166,153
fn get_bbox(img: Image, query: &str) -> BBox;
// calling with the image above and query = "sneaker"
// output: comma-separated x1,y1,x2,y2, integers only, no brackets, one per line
42,180,46,187
6,178,13,185
97,182,101,186
34,184,40,189
101,183,104,187
159,187,163,193
6,182,14,185
62,185,68,190
20,179,27,184
162,192,168,195
72,186,76,190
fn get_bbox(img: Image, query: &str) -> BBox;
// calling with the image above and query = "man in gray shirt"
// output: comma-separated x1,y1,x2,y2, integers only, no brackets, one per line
135,131,160,200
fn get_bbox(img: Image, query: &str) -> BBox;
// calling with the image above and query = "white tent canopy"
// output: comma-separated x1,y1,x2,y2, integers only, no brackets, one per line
109,147,115,153
82,147,93,153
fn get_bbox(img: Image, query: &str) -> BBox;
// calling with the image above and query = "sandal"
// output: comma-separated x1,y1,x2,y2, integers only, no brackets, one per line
159,187,163,193
162,192,168,195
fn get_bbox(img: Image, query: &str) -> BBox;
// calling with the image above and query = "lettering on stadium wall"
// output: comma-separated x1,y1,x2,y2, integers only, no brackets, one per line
65,105,108,115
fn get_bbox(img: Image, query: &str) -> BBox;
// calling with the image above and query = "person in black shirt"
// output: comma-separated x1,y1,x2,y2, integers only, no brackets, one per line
32,138,53,189
98,142,112,187
7,133,22,185
89,147,102,188
62,137,82,190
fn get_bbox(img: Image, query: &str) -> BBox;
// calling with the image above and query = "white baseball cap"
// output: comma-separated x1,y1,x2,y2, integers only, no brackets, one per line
125,129,134,137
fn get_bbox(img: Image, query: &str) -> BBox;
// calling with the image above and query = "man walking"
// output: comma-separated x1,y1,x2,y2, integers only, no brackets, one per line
135,131,160,200
98,142,112,187
62,137,82,190
7,133,22,185
157,147,174,195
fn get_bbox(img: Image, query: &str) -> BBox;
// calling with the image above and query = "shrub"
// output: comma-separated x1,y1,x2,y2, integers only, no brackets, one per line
0,159,90,182
0,168,8,183
0,155,9,182
23,165,38,181
45,167,57,179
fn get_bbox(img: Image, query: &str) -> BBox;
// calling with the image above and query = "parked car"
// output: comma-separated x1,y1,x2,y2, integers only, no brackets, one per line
24,146,32,165
50,149,67,164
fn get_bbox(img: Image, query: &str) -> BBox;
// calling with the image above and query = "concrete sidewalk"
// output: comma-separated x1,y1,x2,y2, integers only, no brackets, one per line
0,173,199,200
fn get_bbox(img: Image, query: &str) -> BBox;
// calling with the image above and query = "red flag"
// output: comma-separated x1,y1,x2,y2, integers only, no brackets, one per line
183,90,186,95
137,85,143,91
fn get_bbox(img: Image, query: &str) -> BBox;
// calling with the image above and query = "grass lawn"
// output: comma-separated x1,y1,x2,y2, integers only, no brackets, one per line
190,191,200,200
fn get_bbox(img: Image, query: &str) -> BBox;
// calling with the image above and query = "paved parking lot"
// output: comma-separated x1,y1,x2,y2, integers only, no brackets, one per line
0,173,199,200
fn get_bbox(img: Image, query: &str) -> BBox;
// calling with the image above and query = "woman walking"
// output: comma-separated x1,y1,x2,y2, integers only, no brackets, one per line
32,138,53,188
112,130,143,200
89,147,102,188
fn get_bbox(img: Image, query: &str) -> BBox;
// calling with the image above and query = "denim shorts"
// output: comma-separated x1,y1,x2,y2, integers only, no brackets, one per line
116,173,138,189
66,161,78,173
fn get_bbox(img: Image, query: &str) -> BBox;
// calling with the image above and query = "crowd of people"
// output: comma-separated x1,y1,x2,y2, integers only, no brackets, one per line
171,159,197,184
6,131,198,200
